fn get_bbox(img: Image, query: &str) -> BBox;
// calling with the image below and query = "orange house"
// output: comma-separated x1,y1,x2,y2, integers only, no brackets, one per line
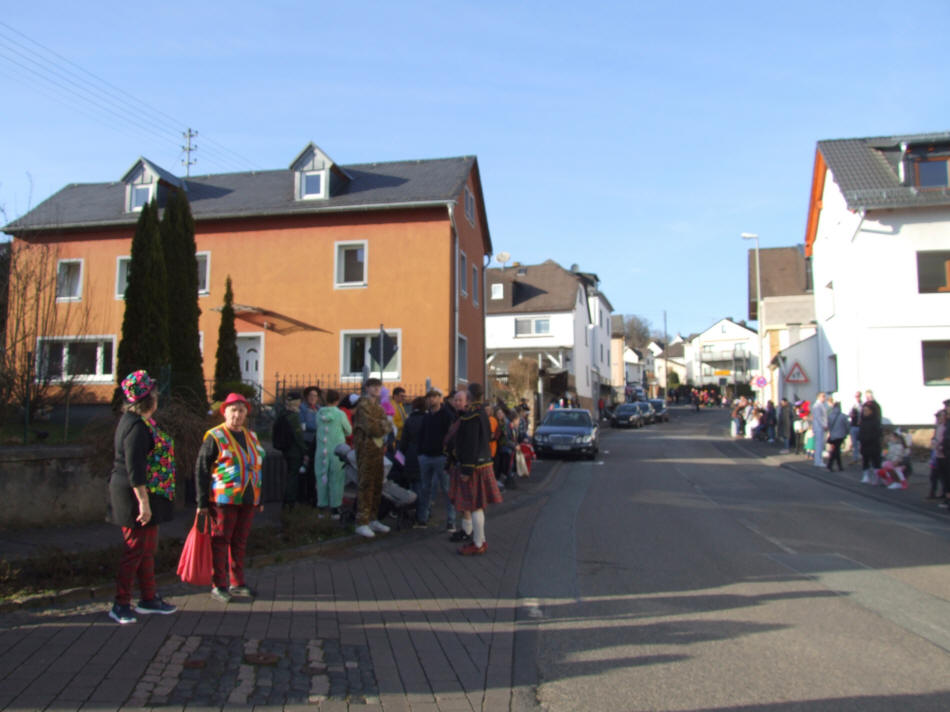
3,143,492,402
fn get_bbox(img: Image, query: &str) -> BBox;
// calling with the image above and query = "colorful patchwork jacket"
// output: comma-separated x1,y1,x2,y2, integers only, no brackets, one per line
203,425,265,505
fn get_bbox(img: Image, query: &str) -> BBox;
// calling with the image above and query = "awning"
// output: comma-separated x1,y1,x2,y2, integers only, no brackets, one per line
211,304,331,336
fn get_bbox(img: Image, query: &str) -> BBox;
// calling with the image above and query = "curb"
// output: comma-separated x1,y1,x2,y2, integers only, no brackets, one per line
1,462,558,614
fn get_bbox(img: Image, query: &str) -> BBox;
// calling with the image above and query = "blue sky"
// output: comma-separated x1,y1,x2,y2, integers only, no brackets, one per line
2,1,948,337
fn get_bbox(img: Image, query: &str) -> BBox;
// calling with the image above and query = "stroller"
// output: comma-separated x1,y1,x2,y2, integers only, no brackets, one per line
334,443,418,530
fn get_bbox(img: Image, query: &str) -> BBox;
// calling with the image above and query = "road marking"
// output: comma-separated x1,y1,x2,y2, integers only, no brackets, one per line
738,518,796,554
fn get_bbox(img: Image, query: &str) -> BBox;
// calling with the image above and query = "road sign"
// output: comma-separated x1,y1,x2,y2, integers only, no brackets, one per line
714,369,731,376
785,362,808,384
754,376,768,388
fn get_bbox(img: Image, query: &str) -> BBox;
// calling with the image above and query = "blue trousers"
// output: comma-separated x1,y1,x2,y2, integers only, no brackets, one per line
416,455,455,528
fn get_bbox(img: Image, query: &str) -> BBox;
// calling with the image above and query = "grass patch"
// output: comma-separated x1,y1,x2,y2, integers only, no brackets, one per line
0,507,349,604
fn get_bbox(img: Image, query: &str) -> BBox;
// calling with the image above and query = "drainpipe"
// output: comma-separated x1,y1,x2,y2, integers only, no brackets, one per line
448,202,459,389
483,252,491,386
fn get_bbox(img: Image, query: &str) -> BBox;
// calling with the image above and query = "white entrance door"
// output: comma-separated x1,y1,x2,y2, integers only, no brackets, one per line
236,335,262,390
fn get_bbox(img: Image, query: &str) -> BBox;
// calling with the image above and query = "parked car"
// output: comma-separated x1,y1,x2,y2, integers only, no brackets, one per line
649,398,669,422
610,403,643,429
533,408,599,459
634,400,656,424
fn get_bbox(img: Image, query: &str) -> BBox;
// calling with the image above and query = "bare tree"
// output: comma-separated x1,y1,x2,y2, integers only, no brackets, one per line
624,314,653,349
0,241,91,435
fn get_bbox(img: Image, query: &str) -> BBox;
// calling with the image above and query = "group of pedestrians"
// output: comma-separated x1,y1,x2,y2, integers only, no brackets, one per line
738,389,950,499
107,369,532,625
108,370,266,623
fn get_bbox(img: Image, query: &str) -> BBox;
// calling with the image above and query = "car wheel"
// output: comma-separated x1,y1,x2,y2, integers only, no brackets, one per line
587,449,597,460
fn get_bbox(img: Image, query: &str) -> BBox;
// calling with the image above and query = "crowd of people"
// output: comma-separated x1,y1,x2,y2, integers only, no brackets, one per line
107,369,537,624
728,389,950,502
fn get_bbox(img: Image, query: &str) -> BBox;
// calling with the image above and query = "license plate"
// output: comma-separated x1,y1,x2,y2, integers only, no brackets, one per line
553,445,570,451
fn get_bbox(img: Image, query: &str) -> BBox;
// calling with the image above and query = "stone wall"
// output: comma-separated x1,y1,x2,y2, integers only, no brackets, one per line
0,445,108,529
0,445,287,530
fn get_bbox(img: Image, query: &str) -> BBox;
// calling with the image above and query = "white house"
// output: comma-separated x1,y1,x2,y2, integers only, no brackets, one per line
804,131,950,424
687,318,759,391
485,260,613,411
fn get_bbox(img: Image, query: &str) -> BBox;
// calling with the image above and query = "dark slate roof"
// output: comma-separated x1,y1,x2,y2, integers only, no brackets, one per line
486,260,588,315
747,246,809,320
818,132,950,210
4,156,477,234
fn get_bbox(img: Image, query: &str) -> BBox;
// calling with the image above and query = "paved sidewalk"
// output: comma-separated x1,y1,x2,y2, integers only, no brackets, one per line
721,431,947,522
0,471,550,711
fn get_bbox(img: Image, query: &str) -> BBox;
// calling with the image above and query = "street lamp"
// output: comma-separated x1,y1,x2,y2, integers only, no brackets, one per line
741,232,765,405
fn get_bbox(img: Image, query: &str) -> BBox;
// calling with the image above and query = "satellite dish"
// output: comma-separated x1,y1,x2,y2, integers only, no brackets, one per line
496,251,511,268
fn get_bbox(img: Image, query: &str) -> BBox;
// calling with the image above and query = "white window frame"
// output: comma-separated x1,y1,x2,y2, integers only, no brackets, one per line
299,169,327,200
115,255,131,299
472,265,479,306
196,251,211,296
459,251,468,297
334,240,368,289
457,333,469,383
128,183,153,212
491,283,503,300
340,328,401,381
117,252,211,298
56,259,83,302
36,335,115,384
514,316,551,338
464,186,475,226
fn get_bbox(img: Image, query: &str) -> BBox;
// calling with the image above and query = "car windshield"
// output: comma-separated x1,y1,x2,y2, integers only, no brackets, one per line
543,411,592,428
616,405,637,414
650,400,664,409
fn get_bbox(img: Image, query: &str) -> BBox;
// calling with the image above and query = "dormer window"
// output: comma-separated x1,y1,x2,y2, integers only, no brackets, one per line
121,157,181,213
299,170,326,200
915,158,949,188
291,142,351,202
131,184,152,211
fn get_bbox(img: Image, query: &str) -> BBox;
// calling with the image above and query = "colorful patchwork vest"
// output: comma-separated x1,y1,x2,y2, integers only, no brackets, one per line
204,425,265,505
144,417,176,501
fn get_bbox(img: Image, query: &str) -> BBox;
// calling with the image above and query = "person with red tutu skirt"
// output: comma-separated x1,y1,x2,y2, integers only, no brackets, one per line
446,383,503,555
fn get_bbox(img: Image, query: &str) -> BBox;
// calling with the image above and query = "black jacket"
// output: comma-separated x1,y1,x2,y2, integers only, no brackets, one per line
454,402,493,474
420,405,454,456
107,412,173,528
398,409,425,475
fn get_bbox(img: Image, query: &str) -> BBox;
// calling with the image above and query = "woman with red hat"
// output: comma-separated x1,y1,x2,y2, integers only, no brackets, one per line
107,370,177,624
195,392,266,603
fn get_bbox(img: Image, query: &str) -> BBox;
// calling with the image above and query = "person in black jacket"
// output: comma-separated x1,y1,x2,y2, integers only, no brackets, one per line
415,389,456,531
446,384,503,555
397,396,426,493
107,370,177,624
858,400,883,484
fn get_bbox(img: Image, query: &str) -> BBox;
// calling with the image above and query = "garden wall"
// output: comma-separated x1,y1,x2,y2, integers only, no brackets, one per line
0,445,108,529
0,446,287,529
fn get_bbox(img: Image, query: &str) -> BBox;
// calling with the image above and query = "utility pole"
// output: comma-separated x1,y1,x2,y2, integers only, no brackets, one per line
663,310,668,398
181,128,198,176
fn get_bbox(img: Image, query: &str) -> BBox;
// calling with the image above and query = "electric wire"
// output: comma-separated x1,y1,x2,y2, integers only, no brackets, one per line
0,20,262,175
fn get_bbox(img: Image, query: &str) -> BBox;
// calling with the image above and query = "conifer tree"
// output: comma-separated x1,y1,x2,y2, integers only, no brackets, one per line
160,189,207,413
116,201,169,401
213,275,241,399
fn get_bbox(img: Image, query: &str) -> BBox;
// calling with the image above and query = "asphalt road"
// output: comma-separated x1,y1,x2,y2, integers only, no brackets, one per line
518,407,950,712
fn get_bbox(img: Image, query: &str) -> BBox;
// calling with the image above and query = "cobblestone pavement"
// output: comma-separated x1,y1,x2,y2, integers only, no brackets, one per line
0,474,549,712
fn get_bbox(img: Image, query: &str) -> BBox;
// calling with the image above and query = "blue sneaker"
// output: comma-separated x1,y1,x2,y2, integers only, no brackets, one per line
109,603,137,625
134,596,177,615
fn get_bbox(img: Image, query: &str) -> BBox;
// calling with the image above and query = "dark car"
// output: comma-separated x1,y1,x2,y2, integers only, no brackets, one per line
610,403,643,429
533,408,599,459
634,400,656,425
649,398,669,422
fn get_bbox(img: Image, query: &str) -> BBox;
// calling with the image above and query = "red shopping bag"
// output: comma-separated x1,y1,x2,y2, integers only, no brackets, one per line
177,511,212,586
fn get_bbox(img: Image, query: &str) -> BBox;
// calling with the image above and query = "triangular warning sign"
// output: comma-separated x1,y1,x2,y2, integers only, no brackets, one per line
785,362,808,383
